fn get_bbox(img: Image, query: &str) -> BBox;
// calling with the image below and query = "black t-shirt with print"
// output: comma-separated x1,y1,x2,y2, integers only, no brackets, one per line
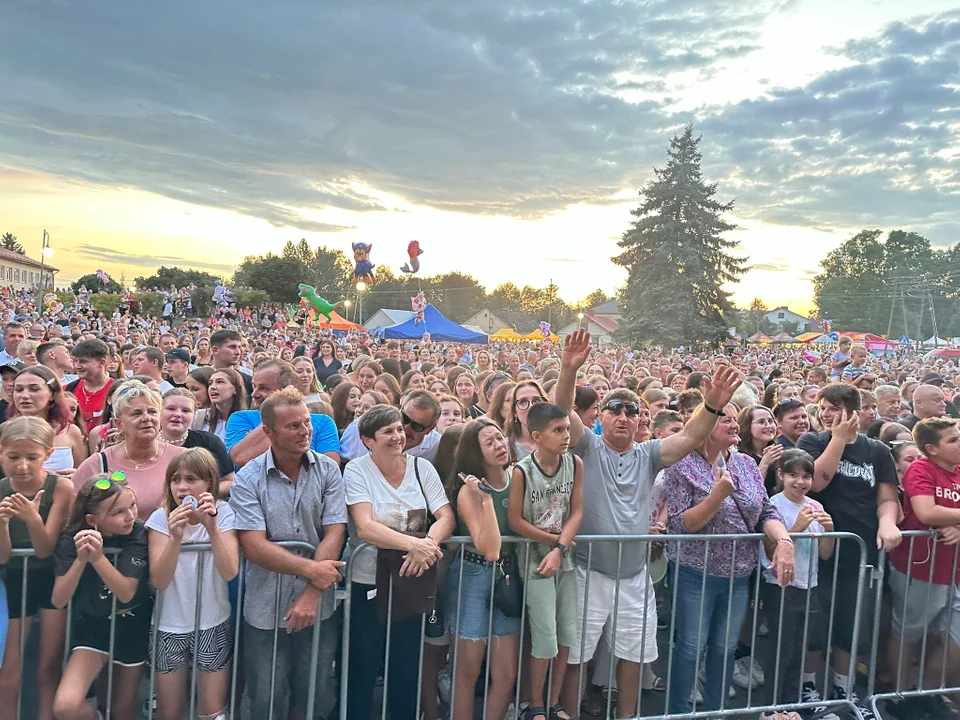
53,519,150,617
797,431,897,566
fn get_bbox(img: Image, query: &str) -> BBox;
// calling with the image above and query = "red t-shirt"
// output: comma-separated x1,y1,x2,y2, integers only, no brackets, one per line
75,378,115,431
891,457,960,584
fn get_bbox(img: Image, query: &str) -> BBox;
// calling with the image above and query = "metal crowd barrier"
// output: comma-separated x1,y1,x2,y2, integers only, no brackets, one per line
9,532,960,719
867,529,960,719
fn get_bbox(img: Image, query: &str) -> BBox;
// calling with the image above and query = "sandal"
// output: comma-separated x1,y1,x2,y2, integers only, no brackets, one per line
580,693,604,717
524,707,548,720
550,704,574,720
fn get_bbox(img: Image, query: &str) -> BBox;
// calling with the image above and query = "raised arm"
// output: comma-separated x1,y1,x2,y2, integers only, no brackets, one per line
660,365,743,467
556,329,592,449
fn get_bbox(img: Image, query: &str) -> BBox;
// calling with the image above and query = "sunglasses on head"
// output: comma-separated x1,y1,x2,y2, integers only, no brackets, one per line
401,411,430,433
94,471,127,490
604,400,641,417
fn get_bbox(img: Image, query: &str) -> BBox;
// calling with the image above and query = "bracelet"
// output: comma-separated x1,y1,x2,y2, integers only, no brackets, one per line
777,538,795,546
703,403,725,417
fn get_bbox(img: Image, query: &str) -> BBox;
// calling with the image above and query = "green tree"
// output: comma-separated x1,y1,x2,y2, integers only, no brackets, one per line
134,266,222,289
0,233,24,255
747,298,769,335
72,273,122,294
614,125,744,346
579,289,611,310
812,229,946,333
236,241,354,304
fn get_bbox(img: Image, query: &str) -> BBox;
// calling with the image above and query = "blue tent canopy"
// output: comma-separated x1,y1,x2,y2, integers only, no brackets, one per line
382,304,488,344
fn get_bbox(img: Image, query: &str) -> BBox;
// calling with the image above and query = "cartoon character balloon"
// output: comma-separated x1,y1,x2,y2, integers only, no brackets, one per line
400,240,423,274
352,242,376,286
412,291,427,326
539,321,551,342
42,293,57,306
211,279,234,308
298,284,343,323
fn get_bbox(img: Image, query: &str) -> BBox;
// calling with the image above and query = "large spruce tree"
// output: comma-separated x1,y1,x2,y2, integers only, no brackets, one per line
614,125,744,347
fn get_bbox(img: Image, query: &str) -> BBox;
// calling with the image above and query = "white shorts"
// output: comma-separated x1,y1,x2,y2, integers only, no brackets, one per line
569,565,658,665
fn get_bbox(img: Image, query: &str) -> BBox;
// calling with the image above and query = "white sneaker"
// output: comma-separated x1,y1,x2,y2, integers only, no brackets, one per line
437,669,451,706
693,665,736,700
504,701,528,720
733,656,765,689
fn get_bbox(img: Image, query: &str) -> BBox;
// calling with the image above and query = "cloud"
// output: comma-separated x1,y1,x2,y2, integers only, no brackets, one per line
0,0,956,251
697,9,960,243
76,245,237,274
0,0,788,228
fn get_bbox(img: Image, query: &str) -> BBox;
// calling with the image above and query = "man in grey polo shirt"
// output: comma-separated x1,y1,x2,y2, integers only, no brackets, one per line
555,330,743,720
231,387,347,719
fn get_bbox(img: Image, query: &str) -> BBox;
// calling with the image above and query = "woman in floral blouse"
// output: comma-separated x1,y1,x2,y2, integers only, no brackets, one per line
664,403,795,715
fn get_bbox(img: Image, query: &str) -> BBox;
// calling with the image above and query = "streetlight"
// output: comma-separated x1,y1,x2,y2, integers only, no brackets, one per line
355,282,367,327
38,230,53,291
577,312,584,329
343,299,352,323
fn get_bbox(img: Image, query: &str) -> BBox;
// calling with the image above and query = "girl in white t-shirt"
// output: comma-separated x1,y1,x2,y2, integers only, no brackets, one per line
147,448,239,720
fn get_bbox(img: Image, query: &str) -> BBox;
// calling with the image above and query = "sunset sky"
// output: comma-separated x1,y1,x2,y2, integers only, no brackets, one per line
1,0,957,316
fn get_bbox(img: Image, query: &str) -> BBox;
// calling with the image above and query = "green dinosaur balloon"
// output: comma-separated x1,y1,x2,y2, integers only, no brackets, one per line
297,284,343,323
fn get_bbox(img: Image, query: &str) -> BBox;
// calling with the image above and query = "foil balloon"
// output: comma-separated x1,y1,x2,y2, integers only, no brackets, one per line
412,291,426,326
297,284,343,323
352,242,376,286
400,240,423,274
42,293,57,306
539,321,551,341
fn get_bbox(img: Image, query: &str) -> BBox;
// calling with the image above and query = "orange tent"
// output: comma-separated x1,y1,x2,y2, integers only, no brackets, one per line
309,308,360,331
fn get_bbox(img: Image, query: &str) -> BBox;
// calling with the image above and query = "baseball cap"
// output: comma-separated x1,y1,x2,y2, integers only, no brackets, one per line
0,360,25,376
921,372,945,386
165,348,191,364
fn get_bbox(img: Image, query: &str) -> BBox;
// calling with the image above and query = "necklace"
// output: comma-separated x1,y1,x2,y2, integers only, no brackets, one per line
159,429,188,447
123,441,163,469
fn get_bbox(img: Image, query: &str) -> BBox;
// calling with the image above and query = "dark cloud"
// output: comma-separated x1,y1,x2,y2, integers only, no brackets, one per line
0,0,787,227
698,9,960,244
76,245,237,274
0,0,955,247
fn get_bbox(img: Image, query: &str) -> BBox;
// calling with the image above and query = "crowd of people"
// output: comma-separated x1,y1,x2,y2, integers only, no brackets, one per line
0,287,959,720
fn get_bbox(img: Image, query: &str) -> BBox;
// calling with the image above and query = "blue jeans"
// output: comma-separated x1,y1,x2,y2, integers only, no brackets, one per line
667,564,750,714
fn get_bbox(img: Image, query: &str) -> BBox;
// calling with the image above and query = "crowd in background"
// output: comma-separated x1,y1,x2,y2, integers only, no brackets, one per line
0,287,959,720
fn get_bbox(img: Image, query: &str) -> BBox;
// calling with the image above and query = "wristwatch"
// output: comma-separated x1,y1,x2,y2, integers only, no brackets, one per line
554,542,569,555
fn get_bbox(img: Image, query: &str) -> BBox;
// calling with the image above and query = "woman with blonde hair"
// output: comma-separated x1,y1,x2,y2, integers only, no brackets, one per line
71,380,186,519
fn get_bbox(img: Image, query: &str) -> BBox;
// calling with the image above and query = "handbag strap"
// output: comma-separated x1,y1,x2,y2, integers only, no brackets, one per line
410,455,435,528
99,451,109,474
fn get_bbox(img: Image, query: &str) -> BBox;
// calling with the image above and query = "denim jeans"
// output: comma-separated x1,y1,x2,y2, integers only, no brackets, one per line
243,613,340,720
667,564,750,714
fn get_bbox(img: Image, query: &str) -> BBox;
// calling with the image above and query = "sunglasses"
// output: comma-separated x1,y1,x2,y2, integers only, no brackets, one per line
401,411,430,433
94,471,127,490
889,440,916,447
603,400,641,417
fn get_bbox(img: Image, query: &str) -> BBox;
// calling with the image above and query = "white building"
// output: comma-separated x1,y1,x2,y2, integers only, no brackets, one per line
764,306,812,333
0,249,57,291
462,308,511,334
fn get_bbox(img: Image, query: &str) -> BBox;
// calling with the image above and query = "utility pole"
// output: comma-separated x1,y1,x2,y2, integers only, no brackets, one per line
929,293,940,348
884,280,898,357
917,289,926,351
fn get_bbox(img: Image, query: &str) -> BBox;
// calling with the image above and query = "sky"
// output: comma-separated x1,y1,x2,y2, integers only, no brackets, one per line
0,0,958,316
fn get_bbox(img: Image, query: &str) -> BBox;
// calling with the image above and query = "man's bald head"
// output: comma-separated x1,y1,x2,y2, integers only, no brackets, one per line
914,384,947,420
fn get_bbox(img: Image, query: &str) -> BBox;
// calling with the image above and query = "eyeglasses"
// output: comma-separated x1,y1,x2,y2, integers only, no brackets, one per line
752,418,777,427
401,411,430,433
515,397,546,410
604,400,641,417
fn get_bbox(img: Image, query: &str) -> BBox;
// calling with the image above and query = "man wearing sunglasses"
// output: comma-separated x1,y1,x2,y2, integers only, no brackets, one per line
554,330,744,720
339,390,442,464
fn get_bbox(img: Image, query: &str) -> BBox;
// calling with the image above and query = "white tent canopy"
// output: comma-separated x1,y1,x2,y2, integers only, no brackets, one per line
923,336,948,347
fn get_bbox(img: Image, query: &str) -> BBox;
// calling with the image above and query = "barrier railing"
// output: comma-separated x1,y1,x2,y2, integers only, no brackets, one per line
7,532,958,719
867,529,960,719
